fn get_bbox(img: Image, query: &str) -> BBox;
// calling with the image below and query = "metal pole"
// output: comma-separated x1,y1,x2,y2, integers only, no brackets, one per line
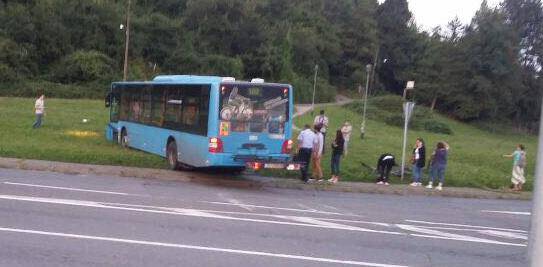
362,64,372,132
400,103,409,181
311,64,318,113
528,98,543,266
123,0,131,81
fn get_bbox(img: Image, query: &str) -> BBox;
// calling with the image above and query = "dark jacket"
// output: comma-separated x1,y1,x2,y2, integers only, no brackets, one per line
412,146,426,168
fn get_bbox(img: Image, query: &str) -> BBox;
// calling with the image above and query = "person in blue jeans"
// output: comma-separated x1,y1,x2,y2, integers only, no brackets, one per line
328,130,344,184
410,137,426,186
426,142,449,191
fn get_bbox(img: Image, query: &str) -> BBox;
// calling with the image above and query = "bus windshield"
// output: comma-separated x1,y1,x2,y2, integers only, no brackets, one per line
219,83,289,134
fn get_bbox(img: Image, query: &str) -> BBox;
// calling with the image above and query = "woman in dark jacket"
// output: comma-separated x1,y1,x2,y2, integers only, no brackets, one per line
328,130,344,184
410,137,426,186
426,141,449,190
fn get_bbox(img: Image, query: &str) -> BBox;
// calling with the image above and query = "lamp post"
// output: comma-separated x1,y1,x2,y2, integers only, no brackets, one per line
529,97,543,266
311,64,319,114
122,0,132,81
360,64,372,139
400,81,415,181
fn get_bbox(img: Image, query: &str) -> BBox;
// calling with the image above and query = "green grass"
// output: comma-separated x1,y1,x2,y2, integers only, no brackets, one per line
0,97,167,168
266,97,537,190
0,96,537,191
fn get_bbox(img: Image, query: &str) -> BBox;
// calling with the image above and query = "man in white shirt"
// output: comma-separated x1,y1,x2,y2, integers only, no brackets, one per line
33,94,45,128
313,110,328,153
297,124,316,182
311,125,324,180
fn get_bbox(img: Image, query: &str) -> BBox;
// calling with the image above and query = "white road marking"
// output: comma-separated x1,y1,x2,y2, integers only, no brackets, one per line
405,219,527,233
0,226,408,267
479,230,528,240
0,194,405,236
2,182,138,196
203,201,355,216
217,193,254,212
482,210,531,216
0,194,527,247
397,224,526,247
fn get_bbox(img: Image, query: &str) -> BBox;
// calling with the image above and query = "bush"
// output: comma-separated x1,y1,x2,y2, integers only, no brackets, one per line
51,50,116,83
423,120,453,135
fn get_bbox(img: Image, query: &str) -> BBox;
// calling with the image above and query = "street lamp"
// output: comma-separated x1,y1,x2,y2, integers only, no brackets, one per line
311,64,319,114
122,0,132,81
360,64,372,139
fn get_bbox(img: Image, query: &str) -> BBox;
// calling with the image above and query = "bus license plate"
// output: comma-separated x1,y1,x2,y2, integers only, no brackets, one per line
264,163,285,169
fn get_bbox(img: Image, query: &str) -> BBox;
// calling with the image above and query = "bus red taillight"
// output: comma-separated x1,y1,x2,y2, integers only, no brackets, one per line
209,137,223,153
282,139,293,154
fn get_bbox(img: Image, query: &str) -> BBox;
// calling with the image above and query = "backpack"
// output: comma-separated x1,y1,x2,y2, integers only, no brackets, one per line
518,152,526,168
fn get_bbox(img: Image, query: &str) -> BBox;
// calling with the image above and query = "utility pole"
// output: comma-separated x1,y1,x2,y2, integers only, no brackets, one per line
311,64,319,114
123,0,131,81
528,97,543,266
400,81,415,181
360,64,372,139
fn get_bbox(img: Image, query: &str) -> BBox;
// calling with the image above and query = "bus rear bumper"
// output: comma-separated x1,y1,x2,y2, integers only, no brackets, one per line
207,153,292,168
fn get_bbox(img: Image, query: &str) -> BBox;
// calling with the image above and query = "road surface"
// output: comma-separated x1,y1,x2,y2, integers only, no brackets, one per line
0,168,530,266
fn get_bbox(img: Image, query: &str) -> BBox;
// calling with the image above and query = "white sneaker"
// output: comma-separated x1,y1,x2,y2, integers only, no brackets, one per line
376,181,384,185
417,182,422,186
436,183,443,191
410,182,419,186
384,182,390,186
426,182,433,189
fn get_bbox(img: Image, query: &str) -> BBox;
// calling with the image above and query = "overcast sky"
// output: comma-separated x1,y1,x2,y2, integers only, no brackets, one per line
378,0,502,31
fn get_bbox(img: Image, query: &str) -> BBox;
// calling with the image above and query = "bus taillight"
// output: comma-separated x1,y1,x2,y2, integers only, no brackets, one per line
209,137,223,153
282,139,293,154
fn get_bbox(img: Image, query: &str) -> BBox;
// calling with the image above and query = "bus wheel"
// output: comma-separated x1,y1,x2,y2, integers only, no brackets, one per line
120,129,129,148
167,141,180,170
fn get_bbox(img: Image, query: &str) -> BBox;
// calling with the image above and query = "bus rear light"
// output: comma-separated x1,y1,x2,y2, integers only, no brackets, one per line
209,137,223,153
282,139,293,154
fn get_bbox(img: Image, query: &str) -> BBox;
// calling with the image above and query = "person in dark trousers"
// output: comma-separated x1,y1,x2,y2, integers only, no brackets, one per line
297,124,316,182
328,130,344,184
376,153,395,185
426,141,449,191
410,137,426,186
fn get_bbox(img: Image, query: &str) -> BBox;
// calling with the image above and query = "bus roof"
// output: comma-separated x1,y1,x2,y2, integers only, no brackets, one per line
112,75,291,87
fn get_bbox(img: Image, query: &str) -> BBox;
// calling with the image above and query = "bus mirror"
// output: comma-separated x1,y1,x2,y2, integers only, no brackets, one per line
105,93,111,108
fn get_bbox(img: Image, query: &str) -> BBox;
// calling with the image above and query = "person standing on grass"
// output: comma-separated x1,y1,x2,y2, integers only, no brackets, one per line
426,142,449,191
410,137,426,186
297,124,316,183
32,94,45,128
376,153,395,185
311,124,324,181
503,144,526,191
328,130,345,184
341,121,352,155
313,110,328,153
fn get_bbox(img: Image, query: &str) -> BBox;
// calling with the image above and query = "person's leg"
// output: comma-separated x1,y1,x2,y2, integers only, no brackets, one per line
33,114,42,128
511,166,520,190
321,132,326,154
300,149,311,182
384,164,392,183
316,156,323,179
331,154,338,177
412,165,420,183
430,166,437,184
438,165,446,184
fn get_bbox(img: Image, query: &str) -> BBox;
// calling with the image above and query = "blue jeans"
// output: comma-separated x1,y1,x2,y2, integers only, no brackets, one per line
32,113,43,128
430,164,446,184
412,164,423,183
331,153,341,176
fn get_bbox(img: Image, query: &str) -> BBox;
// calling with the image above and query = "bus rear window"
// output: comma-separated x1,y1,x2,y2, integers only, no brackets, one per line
219,84,289,134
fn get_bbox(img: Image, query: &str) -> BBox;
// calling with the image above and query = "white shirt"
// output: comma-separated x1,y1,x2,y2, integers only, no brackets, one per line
35,98,45,114
414,147,420,160
314,132,324,156
313,115,329,133
297,128,316,149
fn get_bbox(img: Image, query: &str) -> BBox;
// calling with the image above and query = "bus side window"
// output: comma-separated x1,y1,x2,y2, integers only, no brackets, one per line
150,85,164,127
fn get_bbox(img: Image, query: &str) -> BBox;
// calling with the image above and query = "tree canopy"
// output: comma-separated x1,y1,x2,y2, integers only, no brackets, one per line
0,0,542,130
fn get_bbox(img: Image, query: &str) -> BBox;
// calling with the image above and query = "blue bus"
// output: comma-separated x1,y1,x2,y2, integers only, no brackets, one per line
105,75,295,171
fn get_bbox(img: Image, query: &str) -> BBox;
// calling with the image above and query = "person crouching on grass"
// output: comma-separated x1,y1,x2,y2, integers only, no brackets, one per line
328,130,344,184
376,153,395,185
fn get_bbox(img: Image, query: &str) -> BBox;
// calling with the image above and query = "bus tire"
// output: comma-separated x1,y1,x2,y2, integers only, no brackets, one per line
120,129,129,148
167,141,181,170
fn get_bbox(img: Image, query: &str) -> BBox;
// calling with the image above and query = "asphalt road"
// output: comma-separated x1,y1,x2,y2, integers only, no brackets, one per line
0,168,530,267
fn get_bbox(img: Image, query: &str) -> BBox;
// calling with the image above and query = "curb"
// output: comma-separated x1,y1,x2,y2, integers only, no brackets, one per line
0,157,531,200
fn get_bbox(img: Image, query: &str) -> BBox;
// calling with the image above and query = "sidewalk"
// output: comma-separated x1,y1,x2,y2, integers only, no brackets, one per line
0,157,531,200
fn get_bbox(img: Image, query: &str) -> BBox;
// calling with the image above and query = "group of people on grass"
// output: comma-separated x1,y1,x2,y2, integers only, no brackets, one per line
296,109,527,192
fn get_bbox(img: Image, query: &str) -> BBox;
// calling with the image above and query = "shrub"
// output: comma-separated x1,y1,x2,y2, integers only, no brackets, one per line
423,120,453,135
51,50,115,83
